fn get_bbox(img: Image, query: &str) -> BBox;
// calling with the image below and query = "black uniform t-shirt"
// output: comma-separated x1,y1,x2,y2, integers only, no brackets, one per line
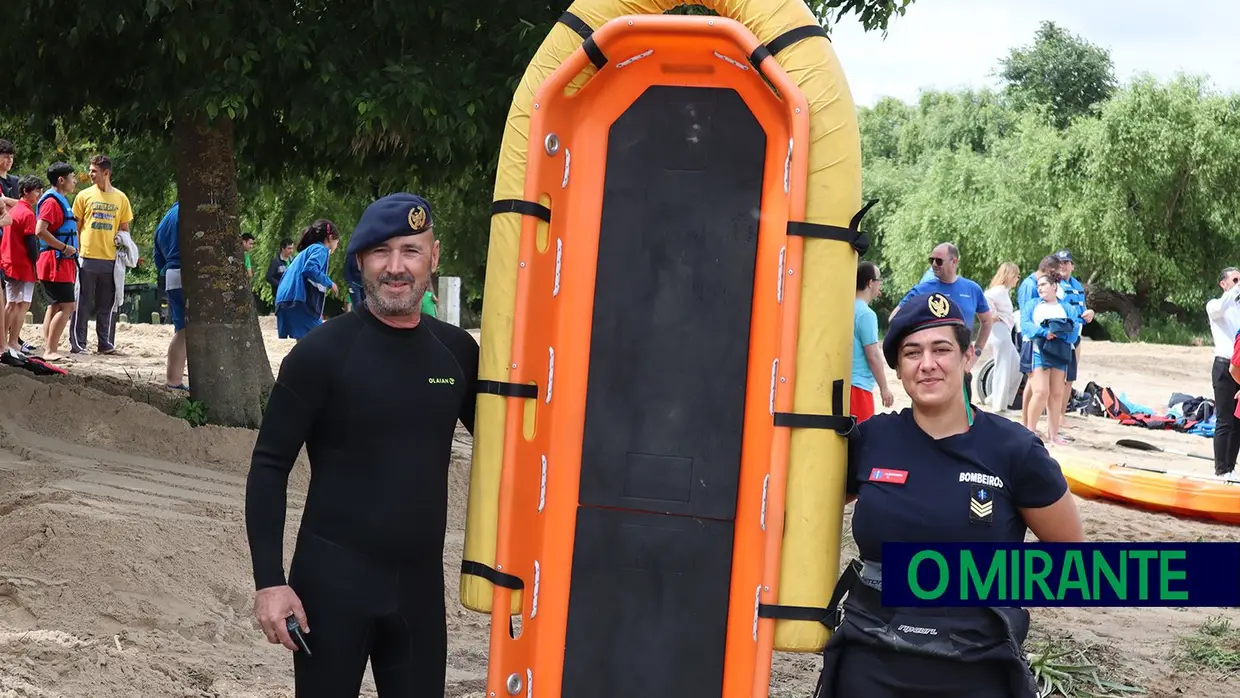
245,304,479,590
847,408,1068,564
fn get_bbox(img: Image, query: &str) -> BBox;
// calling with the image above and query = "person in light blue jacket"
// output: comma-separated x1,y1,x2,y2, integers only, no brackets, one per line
1020,271,1081,446
275,219,340,340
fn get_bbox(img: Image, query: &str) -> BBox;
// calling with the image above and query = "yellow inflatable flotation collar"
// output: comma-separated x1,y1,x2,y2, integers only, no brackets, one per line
462,3,867,696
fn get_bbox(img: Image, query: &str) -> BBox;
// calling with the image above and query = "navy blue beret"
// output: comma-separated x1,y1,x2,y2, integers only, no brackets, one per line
882,292,967,369
346,193,434,255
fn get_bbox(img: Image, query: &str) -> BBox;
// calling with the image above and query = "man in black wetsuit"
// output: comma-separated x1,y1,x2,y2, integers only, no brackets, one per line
245,192,479,697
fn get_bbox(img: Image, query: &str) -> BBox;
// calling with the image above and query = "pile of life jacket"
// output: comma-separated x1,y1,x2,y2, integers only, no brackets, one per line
1069,381,1214,435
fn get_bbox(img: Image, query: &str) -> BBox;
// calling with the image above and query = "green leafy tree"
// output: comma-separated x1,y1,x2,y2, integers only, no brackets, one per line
998,20,1118,129
5,0,912,425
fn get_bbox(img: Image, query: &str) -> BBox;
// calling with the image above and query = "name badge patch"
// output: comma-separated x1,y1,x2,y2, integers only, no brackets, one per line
969,484,994,525
869,468,908,485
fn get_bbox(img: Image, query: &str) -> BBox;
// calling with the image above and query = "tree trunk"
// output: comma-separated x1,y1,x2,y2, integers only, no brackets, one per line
174,111,274,427
1085,285,1142,338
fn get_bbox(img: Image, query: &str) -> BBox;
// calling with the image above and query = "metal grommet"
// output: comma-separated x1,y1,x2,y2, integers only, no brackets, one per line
544,133,560,156
506,673,523,695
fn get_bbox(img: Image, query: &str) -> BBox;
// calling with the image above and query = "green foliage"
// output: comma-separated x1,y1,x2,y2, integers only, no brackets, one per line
1025,637,1144,697
1094,313,1209,347
1174,615,1240,673
999,21,1118,128
173,396,208,427
862,52,1240,337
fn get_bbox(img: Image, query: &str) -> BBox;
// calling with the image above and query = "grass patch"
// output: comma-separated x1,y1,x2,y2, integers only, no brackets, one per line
1026,635,1144,697
1174,615,1240,674
1094,312,1208,346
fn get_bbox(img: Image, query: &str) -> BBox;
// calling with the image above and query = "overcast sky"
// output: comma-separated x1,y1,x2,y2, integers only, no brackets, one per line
826,0,1237,107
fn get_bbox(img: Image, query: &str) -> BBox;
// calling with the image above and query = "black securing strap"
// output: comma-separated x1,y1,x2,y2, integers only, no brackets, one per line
557,11,593,40
772,379,857,436
757,603,830,623
785,199,879,256
461,560,525,590
491,199,551,223
557,11,607,69
758,559,860,629
749,24,830,66
477,380,538,400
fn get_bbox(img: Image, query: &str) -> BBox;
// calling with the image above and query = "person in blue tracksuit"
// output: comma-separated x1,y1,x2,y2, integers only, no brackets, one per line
153,201,188,390
1052,249,1094,415
275,219,340,340
1020,271,1081,445
1016,255,1061,426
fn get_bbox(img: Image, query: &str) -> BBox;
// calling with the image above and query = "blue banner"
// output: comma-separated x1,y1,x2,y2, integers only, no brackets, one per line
881,542,1240,607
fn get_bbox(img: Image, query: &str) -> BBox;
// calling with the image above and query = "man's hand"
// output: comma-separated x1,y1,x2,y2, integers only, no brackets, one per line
1082,309,1095,323
254,585,309,651
1048,333,1057,340
880,388,894,408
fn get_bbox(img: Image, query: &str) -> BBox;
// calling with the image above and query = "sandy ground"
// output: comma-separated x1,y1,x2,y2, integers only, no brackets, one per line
0,318,1236,697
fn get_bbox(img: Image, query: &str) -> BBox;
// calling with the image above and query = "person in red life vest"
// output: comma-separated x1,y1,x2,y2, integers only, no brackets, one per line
33,162,79,362
1,176,44,356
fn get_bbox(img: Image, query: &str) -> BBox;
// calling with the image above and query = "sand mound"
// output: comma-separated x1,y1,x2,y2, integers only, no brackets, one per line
0,372,305,697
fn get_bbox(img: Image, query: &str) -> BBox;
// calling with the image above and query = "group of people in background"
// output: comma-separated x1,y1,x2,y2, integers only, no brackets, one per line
0,135,447,391
148,203,442,389
851,242,1093,446
0,142,138,363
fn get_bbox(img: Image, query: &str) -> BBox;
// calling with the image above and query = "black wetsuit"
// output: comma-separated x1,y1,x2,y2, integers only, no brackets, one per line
245,304,478,697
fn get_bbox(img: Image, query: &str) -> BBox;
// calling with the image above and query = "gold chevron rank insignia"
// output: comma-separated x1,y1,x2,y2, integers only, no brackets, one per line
969,485,994,525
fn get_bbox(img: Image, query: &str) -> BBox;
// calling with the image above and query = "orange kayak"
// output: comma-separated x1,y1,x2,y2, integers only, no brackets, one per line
1059,457,1240,525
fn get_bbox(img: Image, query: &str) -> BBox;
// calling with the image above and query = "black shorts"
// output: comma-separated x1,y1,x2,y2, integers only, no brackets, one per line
40,281,76,305
1019,337,1033,374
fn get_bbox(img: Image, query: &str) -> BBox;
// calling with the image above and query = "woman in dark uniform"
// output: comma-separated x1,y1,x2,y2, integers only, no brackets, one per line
814,292,1084,698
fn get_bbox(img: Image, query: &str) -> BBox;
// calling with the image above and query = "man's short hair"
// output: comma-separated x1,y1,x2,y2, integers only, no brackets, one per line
46,162,74,188
18,175,43,195
1037,255,1060,276
1220,267,1239,283
0,139,13,155
856,261,880,291
935,242,960,260
89,154,112,172
279,238,293,248
241,233,255,242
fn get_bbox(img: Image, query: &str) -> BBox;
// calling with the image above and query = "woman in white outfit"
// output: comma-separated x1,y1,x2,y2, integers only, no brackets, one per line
984,262,1022,411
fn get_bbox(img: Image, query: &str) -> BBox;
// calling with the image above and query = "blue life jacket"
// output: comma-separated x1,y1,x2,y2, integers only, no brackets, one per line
35,189,78,260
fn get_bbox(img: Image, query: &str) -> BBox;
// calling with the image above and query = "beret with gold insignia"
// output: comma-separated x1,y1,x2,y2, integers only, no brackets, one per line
346,192,434,255
882,292,967,369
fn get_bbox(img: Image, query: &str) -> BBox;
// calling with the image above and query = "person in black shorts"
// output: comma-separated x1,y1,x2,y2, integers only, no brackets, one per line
812,292,1083,698
245,192,478,697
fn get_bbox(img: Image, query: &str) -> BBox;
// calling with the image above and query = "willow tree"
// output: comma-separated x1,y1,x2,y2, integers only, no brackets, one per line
6,0,912,425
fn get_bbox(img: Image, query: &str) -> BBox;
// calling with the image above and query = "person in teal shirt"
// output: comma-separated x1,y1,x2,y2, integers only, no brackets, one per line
852,261,894,422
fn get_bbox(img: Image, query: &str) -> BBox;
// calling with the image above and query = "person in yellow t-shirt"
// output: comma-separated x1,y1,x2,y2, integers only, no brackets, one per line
69,155,133,354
